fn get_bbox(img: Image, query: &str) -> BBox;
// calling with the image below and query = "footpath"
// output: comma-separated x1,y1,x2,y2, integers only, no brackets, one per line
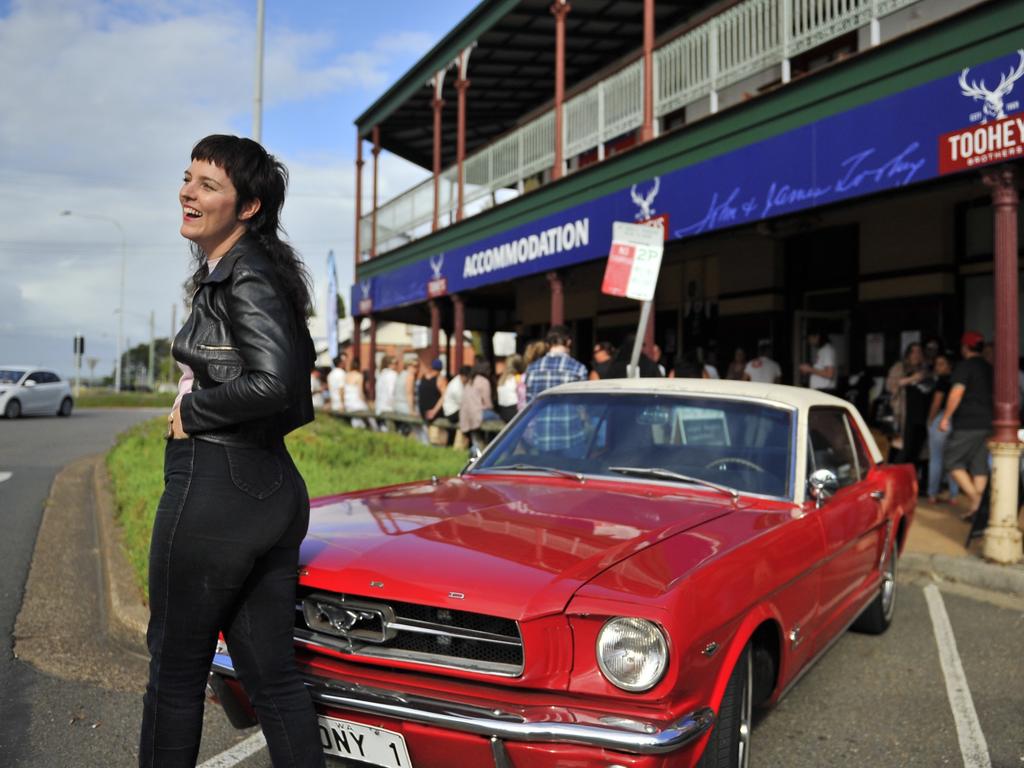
20,455,1024,656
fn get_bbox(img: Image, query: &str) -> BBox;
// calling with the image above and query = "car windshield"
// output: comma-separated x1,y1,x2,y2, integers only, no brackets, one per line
472,392,795,499
0,370,25,384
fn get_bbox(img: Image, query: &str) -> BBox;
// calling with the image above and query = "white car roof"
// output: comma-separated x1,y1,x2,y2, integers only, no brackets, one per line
547,377,847,408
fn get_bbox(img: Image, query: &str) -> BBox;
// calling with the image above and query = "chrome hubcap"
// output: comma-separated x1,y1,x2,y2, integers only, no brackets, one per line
737,646,752,768
881,542,897,620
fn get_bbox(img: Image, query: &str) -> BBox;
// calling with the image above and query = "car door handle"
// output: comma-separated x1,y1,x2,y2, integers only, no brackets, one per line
870,490,885,501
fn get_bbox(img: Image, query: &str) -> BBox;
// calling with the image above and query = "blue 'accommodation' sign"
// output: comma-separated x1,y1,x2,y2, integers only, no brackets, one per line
354,47,1024,314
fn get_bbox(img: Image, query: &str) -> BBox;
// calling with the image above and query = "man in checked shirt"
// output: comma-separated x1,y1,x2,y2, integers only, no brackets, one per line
525,325,588,403
522,326,590,456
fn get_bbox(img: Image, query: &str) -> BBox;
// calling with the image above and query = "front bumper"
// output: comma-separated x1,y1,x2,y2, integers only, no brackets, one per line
210,653,714,757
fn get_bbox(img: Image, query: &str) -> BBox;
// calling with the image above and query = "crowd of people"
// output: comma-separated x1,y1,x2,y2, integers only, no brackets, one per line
883,331,994,520
312,325,998,520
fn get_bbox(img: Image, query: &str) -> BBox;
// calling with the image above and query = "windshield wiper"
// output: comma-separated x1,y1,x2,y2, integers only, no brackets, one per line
482,463,585,483
607,466,739,501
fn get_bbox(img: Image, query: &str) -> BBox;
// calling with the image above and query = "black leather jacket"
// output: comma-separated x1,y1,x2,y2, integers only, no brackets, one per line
174,234,315,448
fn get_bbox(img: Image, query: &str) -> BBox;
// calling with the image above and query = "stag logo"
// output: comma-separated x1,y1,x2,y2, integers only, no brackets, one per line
429,254,444,279
630,177,660,221
959,50,1024,123
359,280,371,300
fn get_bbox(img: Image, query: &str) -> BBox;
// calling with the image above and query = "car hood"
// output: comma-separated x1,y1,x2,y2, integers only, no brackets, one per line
299,476,733,621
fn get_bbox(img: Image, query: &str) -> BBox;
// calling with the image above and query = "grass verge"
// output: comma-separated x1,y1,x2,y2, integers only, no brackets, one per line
77,390,176,409
106,414,468,598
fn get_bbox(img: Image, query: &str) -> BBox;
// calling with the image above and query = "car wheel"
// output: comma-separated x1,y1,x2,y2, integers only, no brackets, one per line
697,644,752,768
4,399,21,419
853,535,898,634
58,397,73,417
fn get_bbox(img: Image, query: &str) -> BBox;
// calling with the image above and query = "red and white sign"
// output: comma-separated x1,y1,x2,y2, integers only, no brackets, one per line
939,114,1024,174
601,221,664,302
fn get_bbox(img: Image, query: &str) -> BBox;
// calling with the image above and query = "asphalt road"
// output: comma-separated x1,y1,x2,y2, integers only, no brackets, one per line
0,410,1021,767
0,407,253,767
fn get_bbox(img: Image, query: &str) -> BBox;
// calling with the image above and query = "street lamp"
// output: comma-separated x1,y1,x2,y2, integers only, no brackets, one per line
60,210,127,392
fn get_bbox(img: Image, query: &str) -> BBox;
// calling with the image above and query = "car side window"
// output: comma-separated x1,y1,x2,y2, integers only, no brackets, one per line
26,371,45,384
807,408,858,489
847,417,873,481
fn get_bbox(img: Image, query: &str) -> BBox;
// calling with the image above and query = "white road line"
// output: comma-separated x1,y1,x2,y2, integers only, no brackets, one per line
0,471,12,483
196,732,267,768
924,583,992,768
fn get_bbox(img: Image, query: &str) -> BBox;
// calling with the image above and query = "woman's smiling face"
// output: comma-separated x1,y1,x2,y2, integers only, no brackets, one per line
180,159,256,258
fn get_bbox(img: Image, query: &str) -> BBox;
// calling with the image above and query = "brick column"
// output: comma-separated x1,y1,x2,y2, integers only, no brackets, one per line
982,165,1023,564
429,299,441,360
351,316,362,372
455,46,473,222
354,132,364,262
370,126,381,258
452,294,465,372
368,316,378,402
431,71,446,232
547,271,564,327
640,0,655,143
550,1,571,181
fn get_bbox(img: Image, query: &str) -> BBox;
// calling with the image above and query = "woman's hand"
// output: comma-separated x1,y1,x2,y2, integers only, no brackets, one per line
169,408,189,439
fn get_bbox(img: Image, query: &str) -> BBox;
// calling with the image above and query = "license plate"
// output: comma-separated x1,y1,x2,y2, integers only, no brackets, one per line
317,715,413,767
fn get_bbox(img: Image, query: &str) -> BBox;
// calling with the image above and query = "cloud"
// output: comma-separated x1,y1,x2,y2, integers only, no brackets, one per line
0,0,436,375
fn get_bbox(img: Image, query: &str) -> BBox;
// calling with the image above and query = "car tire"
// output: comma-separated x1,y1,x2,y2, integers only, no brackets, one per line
58,397,73,417
853,535,898,635
4,399,21,419
697,643,752,768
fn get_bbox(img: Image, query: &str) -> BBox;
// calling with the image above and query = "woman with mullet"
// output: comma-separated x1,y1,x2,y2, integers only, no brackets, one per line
140,135,324,767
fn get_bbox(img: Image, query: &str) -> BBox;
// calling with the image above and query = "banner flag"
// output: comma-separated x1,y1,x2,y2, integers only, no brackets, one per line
326,250,338,360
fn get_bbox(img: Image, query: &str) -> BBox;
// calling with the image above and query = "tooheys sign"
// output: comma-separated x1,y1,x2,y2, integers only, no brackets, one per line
940,50,1024,174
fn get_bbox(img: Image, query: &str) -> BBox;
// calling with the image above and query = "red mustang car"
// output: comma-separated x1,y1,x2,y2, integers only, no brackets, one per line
209,379,916,768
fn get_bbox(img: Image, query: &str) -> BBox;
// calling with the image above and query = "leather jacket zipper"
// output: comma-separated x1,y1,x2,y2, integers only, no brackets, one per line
197,344,240,352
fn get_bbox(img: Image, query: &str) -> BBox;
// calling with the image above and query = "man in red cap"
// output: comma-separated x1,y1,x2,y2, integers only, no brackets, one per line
939,330,993,519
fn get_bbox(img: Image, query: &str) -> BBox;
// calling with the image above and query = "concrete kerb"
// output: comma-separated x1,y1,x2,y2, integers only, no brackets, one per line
92,455,149,646
901,551,1024,596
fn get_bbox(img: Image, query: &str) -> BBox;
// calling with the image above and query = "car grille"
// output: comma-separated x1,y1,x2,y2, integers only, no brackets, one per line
294,589,524,677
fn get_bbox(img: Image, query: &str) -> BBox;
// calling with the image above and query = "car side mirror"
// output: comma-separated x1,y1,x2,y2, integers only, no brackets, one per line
807,468,838,508
23,379,36,388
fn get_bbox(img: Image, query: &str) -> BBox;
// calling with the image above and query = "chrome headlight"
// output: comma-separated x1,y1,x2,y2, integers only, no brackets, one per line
596,617,669,692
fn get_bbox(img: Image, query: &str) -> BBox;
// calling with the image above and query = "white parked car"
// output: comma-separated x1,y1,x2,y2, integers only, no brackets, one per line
0,367,74,418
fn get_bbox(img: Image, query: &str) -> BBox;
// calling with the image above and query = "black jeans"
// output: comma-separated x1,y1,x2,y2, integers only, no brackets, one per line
140,438,324,768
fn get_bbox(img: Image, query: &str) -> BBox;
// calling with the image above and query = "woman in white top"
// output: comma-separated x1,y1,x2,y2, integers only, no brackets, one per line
374,355,398,429
392,357,418,415
441,365,467,447
343,364,374,429
495,354,524,422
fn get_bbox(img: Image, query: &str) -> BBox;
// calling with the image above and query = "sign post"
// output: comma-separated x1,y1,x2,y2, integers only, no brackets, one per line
73,334,85,396
601,221,665,377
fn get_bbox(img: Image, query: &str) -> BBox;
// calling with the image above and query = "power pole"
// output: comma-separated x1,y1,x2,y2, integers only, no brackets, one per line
148,310,156,390
168,304,177,383
254,0,265,142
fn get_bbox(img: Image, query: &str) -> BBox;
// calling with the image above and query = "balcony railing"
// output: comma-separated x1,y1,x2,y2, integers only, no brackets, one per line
360,0,933,261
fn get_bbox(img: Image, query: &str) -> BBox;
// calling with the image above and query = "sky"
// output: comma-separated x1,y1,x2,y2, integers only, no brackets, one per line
0,0,479,378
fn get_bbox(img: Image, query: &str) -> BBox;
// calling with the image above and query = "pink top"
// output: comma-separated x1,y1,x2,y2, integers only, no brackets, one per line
171,257,222,415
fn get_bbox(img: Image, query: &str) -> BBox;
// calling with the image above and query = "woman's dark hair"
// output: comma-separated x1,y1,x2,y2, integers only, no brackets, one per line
673,351,704,379
472,359,492,379
184,134,313,324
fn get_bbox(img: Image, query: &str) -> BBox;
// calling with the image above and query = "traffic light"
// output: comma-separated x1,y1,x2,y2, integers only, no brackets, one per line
74,335,85,356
